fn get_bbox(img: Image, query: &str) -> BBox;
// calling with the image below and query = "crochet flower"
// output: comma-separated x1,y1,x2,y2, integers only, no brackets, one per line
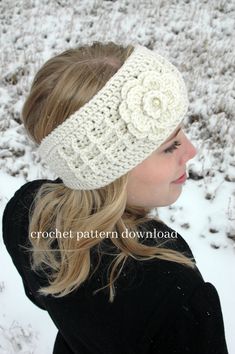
118,70,186,141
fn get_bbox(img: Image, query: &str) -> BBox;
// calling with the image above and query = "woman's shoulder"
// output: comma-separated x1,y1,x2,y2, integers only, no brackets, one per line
2,177,61,250
120,217,205,294
3,177,61,212
91,217,205,301
4,177,61,204
138,217,198,264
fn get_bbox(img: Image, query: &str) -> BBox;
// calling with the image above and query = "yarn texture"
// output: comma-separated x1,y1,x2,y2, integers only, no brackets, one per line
38,44,189,190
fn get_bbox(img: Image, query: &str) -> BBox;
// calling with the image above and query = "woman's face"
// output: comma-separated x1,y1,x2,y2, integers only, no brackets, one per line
126,123,197,208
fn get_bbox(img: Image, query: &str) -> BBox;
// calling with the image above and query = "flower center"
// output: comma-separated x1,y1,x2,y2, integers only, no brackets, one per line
153,97,161,108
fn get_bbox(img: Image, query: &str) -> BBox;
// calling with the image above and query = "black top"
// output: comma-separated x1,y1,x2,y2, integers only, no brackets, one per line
2,178,229,354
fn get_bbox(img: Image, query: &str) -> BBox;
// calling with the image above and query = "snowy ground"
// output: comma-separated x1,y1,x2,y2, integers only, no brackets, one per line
0,0,234,353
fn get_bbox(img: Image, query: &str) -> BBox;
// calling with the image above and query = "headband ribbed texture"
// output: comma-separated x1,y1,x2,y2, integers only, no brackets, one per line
38,44,188,190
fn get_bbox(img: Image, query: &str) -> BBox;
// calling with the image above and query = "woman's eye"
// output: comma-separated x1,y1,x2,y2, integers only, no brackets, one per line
163,141,181,153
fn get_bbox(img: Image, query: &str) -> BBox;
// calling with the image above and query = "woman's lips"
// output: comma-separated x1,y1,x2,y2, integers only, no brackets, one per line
172,172,187,184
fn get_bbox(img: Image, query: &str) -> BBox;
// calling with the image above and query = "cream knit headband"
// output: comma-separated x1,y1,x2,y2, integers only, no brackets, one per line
38,44,188,190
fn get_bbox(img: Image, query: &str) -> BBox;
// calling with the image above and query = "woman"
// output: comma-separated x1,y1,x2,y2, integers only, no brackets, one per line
2,41,228,354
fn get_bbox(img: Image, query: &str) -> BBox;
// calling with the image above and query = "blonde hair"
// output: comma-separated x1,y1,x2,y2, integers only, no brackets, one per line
21,41,196,303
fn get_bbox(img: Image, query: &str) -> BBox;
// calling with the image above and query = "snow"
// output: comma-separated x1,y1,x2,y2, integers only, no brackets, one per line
0,0,234,353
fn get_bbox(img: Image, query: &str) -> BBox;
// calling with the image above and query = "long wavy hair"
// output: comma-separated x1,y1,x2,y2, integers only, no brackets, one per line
21,41,196,303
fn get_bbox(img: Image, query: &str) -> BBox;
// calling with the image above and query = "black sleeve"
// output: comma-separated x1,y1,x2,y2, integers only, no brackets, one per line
2,180,51,310
145,281,229,354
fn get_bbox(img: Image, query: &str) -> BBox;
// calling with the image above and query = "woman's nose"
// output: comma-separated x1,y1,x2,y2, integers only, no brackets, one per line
180,134,197,165
188,141,197,159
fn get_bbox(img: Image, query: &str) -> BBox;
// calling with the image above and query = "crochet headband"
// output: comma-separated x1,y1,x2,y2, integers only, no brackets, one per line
38,44,188,190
